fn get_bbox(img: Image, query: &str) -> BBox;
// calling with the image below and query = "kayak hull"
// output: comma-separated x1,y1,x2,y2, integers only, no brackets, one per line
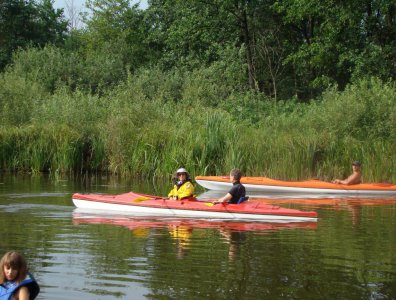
195,176,396,196
72,192,317,222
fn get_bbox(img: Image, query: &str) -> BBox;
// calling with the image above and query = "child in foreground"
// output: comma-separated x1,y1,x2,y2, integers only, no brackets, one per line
0,251,40,300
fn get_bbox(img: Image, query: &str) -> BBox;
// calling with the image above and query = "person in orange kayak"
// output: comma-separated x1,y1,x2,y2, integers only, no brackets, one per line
332,161,362,185
213,168,247,204
168,168,195,200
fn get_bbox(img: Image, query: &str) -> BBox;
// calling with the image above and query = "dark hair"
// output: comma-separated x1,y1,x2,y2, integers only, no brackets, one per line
0,251,28,284
352,161,361,166
230,168,242,181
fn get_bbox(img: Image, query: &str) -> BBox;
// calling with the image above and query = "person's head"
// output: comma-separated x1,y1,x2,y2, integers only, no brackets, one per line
175,168,189,181
0,251,28,284
352,161,362,171
230,168,242,182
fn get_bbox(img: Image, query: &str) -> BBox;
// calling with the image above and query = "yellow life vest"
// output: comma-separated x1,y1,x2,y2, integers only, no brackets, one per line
168,180,195,200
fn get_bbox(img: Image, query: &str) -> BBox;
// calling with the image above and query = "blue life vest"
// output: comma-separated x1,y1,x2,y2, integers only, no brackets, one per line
0,273,40,300
237,196,249,204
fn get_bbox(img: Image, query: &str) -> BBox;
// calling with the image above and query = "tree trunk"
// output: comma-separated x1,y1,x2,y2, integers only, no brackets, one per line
240,7,257,90
387,4,395,27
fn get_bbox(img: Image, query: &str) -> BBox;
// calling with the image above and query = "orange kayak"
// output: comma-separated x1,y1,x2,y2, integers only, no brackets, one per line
195,176,396,196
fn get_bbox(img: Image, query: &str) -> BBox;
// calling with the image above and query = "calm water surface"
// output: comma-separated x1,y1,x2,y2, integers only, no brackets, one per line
0,175,396,299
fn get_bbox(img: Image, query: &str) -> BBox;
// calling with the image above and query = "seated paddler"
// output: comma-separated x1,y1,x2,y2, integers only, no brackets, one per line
213,168,247,204
168,168,195,200
332,161,362,185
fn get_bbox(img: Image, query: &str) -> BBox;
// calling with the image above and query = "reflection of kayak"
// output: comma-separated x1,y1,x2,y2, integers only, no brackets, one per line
258,197,396,206
198,190,396,201
195,176,396,196
72,191,318,222
72,210,318,232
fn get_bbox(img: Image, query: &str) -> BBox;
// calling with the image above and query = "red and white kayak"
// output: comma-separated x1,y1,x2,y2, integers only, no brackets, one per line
72,192,318,222
195,176,396,196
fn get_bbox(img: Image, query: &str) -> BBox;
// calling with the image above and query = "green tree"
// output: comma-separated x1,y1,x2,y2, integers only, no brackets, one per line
82,0,158,71
145,0,293,96
146,0,396,98
146,0,238,69
273,0,396,97
0,0,68,70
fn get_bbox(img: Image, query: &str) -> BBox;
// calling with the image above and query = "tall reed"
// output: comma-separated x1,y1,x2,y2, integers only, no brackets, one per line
1,51,395,184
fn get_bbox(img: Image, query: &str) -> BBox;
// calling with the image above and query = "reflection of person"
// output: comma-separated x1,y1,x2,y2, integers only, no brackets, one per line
348,204,362,226
213,169,246,204
332,161,362,185
168,225,193,258
0,251,40,300
219,229,247,261
168,168,195,200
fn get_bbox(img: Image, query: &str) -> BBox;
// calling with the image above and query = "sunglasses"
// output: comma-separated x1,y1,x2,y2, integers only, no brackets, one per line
177,173,187,176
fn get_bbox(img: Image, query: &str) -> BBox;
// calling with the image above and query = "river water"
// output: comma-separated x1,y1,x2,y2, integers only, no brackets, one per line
1,174,396,299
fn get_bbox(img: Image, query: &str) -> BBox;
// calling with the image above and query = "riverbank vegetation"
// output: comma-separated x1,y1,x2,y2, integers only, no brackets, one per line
0,0,395,182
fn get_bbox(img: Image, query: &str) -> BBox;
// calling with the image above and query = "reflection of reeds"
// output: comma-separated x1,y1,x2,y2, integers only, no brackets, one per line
0,61,395,182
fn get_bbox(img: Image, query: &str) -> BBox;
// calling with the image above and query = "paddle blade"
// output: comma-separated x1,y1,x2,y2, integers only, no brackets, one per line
133,196,154,202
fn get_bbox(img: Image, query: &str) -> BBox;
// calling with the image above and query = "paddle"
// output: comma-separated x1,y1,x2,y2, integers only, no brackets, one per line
133,196,156,202
133,196,166,202
206,196,249,206
204,201,226,207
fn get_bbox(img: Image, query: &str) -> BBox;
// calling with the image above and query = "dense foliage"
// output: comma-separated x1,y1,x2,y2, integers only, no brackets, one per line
0,0,395,181
0,0,68,69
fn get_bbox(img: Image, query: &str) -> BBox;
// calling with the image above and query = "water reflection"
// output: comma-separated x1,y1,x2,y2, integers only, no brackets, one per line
218,228,247,261
72,209,317,232
255,196,396,225
199,189,396,227
168,224,193,258
73,209,318,266
2,175,396,299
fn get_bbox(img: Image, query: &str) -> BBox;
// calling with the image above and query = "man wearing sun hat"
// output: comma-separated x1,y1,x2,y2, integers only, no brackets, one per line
168,168,195,200
332,161,362,185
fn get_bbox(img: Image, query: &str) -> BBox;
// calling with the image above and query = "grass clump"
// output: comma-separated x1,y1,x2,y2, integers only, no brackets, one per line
0,50,395,184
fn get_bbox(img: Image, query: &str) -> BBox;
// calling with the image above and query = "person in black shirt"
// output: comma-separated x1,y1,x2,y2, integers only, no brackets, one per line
213,169,246,204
